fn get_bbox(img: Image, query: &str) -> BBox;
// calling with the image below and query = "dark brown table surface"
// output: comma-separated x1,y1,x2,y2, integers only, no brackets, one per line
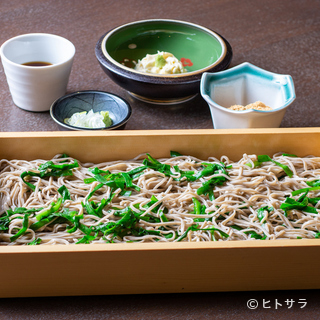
1,0,320,319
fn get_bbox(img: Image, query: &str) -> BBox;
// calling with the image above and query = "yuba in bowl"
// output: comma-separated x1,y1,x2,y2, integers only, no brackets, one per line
95,19,233,105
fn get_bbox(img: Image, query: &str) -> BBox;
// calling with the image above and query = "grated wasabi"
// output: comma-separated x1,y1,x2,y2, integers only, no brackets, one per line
64,110,112,128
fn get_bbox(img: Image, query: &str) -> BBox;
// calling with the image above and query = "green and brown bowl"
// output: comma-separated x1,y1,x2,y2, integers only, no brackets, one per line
95,19,232,105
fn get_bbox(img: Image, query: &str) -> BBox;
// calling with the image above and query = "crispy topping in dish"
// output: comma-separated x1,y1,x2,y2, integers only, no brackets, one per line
229,101,272,111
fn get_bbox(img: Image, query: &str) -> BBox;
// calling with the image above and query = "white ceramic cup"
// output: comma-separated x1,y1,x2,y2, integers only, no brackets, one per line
0,33,75,112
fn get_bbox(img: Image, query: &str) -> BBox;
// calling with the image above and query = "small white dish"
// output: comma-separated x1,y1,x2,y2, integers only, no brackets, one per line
200,62,296,129
0,33,75,112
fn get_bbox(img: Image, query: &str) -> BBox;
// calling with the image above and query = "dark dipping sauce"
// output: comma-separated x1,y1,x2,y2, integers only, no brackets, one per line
22,61,52,67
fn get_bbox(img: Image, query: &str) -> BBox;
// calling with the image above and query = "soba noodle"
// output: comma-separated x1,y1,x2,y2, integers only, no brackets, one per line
0,152,320,245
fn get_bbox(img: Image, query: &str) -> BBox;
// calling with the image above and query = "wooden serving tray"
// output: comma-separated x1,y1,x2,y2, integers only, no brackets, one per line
1,128,320,298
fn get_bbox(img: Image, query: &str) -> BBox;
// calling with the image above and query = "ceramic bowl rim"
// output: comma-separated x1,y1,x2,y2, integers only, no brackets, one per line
200,62,296,114
50,90,132,131
0,33,75,69
98,19,228,79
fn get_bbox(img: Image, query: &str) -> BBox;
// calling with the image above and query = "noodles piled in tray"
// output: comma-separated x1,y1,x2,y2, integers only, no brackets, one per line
0,151,320,245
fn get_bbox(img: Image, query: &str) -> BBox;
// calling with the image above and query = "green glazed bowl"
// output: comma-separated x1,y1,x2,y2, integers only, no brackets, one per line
95,19,232,104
